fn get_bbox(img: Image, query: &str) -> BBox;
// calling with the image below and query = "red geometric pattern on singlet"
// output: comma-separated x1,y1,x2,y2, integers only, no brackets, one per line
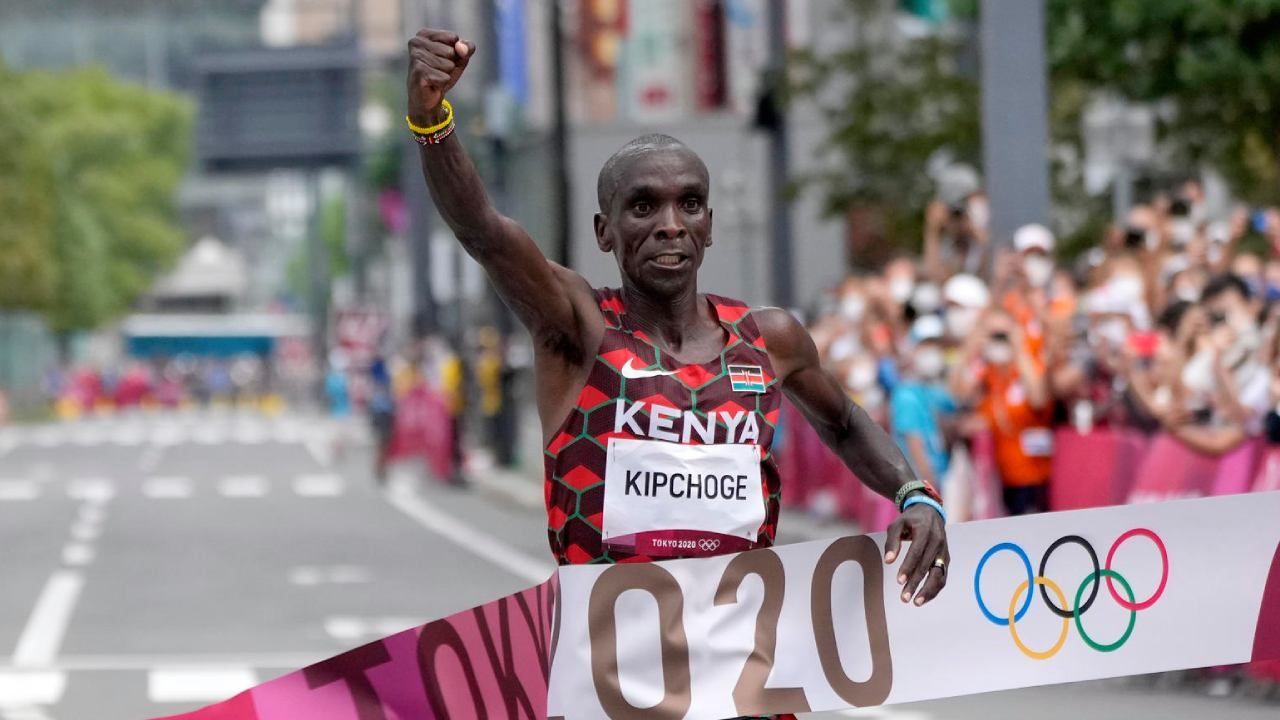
543,288,784,566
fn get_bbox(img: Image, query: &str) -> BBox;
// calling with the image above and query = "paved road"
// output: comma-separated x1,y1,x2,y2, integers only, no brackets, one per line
0,411,1274,719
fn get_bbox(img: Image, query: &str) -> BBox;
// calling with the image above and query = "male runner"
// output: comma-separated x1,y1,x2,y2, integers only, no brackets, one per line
407,26,947,617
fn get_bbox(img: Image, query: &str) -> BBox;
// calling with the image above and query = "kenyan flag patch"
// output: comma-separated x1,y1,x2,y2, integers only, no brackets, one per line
728,364,766,393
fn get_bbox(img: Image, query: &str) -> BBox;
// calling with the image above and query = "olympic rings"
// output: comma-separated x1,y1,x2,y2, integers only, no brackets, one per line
973,529,1169,659
1038,535,1099,619
1105,528,1168,610
1008,578,1070,660
1075,570,1137,652
973,543,1033,626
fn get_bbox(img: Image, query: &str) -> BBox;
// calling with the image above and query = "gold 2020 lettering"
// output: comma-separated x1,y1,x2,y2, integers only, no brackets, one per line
586,535,893,717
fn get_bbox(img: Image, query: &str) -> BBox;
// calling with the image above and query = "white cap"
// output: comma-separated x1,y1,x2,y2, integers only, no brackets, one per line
1013,223,1055,253
943,274,990,308
909,315,946,344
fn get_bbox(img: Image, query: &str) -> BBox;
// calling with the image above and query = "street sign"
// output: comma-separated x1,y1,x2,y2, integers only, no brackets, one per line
194,44,362,173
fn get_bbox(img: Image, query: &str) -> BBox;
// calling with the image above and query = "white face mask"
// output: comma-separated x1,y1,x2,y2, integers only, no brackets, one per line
839,295,866,322
914,347,946,379
1171,219,1196,248
911,283,942,314
889,277,915,305
983,341,1014,365
827,333,860,363
1096,318,1129,347
1024,255,1054,288
1173,283,1201,303
946,307,980,338
1181,351,1216,396
1109,274,1144,305
846,363,877,391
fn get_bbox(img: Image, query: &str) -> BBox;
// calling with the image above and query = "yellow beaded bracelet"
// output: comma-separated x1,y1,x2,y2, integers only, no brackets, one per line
406,100,454,136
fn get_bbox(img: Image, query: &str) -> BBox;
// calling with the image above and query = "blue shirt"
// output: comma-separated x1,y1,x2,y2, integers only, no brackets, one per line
324,370,351,417
890,380,957,483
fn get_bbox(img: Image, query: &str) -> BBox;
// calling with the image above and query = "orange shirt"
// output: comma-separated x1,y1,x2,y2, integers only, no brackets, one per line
1001,290,1046,361
978,363,1053,487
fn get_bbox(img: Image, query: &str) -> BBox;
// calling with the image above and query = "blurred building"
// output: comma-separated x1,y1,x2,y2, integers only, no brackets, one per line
0,0,268,89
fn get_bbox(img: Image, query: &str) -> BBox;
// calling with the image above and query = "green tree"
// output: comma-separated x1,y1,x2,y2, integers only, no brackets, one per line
0,65,191,331
287,194,350,307
791,0,980,254
0,66,58,310
1047,0,1280,204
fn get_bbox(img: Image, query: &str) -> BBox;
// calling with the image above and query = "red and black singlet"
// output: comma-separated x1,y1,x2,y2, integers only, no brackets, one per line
543,288,783,565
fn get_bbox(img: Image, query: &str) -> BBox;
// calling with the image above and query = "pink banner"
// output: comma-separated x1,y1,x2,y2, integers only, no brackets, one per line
154,579,556,720
388,383,454,481
1050,428,1148,510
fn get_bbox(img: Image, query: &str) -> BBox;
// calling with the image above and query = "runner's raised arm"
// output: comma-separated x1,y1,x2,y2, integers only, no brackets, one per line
406,29,598,368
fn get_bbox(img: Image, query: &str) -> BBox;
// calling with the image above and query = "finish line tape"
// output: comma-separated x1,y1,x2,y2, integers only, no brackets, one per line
156,492,1280,720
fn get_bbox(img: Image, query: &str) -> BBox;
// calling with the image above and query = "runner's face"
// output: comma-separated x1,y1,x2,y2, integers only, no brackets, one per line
596,149,712,297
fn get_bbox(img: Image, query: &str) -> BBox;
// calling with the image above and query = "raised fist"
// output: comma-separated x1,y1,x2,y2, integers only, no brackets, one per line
407,29,474,124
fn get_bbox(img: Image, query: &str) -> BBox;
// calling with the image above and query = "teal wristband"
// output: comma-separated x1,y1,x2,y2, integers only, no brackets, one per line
902,495,947,523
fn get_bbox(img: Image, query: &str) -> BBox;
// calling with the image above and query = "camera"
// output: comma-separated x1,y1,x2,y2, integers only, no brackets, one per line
1124,227,1146,250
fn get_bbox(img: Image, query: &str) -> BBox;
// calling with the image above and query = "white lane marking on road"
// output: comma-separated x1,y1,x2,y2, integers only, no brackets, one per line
0,481,38,502
61,543,94,567
142,476,193,499
218,475,269,498
65,478,115,504
12,571,83,668
152,424,185,446
0,671,66,706
231,421,268,445
147,667,259,703
272,421,303,444
109,424,146,446
288,565,371,586
293,473,344,497
385,485,553,584
31,428,59,448
323,617,423,643
193,425,227,445
70,425,105,446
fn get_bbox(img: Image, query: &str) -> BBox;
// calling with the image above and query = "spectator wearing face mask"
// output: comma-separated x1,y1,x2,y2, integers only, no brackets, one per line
941,273,989,348
1164,274,1271,455
996,224,1057,363
951,309,1053,515
890,316,957,491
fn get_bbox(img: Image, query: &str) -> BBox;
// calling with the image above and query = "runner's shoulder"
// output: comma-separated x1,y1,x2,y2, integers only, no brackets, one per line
749,306,810,346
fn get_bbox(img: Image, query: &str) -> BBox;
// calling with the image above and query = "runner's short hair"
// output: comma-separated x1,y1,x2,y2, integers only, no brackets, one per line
596,134,707,213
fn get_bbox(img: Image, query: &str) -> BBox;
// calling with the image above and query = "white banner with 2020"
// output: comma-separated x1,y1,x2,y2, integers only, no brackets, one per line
548,493,1280,719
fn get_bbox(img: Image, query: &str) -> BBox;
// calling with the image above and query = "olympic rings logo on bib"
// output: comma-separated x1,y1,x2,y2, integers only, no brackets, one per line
697,538,721,553
972,528,1169,660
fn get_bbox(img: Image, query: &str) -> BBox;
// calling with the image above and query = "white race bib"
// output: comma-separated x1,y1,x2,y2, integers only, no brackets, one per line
1019,427,1054,457
602,438,765,541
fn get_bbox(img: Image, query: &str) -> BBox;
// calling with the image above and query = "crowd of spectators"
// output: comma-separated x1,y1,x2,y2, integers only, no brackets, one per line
807,176,1280,518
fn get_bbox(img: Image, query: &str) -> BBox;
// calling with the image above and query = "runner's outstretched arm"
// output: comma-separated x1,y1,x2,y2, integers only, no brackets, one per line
406,29,594,360
756,308,949,606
